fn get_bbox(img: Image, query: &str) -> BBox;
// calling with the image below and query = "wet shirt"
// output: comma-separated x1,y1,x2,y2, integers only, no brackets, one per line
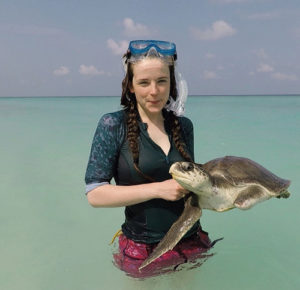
85,110,200,243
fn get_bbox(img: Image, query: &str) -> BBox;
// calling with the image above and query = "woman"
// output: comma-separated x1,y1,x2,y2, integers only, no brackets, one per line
85,40,213,277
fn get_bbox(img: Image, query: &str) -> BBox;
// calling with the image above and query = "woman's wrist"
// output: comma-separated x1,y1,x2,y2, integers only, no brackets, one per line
145,182,161,199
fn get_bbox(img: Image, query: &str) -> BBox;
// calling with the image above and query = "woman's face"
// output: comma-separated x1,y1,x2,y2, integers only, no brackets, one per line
130,58,170,118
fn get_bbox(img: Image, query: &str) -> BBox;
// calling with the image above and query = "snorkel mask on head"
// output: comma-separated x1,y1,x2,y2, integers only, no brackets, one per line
129,40,176,56
122,40,188,116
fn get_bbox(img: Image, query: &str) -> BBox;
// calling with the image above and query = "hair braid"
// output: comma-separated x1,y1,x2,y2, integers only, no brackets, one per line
126,101,155,182
126,101,139,164
166,110,193,162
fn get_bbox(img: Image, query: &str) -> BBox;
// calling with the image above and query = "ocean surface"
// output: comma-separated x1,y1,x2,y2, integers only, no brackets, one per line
1,95,299,290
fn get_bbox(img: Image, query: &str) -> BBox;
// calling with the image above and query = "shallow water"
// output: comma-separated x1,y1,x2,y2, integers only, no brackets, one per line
1,95,299,290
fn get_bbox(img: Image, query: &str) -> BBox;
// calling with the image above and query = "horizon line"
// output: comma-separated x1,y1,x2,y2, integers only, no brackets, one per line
1,93,300,98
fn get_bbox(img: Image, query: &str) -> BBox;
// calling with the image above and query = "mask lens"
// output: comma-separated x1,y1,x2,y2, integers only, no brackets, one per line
131,42,148,49
129,40,176,56
157,42,173,50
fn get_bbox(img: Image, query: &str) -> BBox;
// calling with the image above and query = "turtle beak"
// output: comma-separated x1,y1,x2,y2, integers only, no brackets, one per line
170,162,194,174
169,162,195,184
169,162,180,176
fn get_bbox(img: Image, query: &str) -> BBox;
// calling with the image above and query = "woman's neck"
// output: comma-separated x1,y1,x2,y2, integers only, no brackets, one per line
137,107,164,126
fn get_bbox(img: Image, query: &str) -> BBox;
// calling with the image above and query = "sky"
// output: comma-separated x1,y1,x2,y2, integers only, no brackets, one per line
0,0,300,97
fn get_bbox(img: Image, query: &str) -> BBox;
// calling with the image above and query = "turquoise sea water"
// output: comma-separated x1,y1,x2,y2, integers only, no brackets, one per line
1,95,299,290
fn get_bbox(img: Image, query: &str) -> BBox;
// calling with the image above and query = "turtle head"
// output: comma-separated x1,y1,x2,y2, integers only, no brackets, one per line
169,162,211,194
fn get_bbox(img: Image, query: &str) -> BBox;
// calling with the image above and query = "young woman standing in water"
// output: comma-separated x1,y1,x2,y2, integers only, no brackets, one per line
85,40,213,277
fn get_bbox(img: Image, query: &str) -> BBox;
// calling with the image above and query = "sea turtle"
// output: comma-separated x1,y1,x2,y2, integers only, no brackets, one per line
139,156,291,270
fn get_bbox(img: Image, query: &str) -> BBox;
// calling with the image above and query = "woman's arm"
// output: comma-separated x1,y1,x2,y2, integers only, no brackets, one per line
87,179,188,208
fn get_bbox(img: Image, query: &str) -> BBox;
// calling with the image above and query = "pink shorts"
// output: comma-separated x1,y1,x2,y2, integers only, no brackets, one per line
113,229,216,278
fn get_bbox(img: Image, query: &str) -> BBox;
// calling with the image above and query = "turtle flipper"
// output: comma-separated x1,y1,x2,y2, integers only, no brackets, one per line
139,194,202,271
276,189,290,199
234,186,269,210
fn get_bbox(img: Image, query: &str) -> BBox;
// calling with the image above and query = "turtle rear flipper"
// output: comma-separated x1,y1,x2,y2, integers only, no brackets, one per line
234,186,269,210
276,189,290,199
139,194,202,271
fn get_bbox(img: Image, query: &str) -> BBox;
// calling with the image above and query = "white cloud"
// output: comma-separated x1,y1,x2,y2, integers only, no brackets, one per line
123,18,150,37
205,53,216,59
79,65,105,76
190,21,236,41
107,39,129,55
255,62,298,81
53,66,70,76
271,73,298,81
253,48,268,59
257,63,274,73
203,70,218,79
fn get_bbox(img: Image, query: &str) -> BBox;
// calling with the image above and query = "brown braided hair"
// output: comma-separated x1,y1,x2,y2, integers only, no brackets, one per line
121,53,192,181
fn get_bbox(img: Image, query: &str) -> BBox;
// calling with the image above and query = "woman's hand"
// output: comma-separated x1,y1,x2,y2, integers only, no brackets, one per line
155,179,189,201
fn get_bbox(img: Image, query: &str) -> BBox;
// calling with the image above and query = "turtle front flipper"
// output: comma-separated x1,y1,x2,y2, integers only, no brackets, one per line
139,194,202,271
234,186,269,210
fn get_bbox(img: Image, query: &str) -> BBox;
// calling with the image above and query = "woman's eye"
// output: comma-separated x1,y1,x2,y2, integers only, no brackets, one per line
138,81,149,86
158,79,167,83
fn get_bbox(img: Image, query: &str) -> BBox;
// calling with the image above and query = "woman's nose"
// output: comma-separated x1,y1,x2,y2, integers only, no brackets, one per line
149,82,158,95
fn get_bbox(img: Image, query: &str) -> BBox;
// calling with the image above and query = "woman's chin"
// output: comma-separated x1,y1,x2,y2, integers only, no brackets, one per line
147,103,168,113
147,107,164,114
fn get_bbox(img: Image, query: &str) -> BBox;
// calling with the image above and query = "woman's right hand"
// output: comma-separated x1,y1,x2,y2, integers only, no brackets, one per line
155,179,189,201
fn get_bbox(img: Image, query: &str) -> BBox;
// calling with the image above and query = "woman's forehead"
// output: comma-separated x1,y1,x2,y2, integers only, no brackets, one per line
132,58,170,77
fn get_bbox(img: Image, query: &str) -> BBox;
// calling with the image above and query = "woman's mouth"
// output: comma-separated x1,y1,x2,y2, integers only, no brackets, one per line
148,100,160,105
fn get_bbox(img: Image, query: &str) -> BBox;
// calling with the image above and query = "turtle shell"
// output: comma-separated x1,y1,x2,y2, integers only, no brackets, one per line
202,156,290,194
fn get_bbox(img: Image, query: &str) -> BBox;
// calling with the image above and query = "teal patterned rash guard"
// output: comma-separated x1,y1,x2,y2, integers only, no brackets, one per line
85,110,200,243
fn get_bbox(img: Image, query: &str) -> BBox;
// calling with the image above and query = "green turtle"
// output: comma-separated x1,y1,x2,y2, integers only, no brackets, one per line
139,156,291,270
